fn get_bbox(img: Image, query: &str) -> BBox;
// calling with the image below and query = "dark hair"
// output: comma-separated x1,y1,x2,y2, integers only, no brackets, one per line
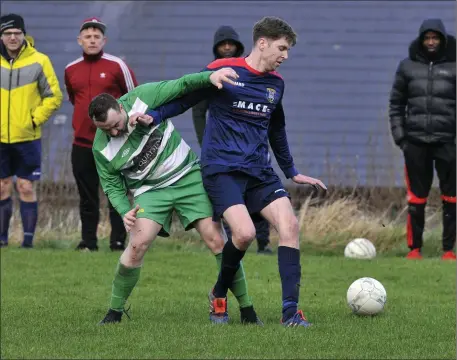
88,93,120,122
253,16,297,47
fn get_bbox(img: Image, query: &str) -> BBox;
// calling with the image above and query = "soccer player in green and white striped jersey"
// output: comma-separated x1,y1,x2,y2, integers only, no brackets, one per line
89,68,262,326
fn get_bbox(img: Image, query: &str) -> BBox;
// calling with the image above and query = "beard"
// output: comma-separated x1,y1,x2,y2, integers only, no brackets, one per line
112,120,128,137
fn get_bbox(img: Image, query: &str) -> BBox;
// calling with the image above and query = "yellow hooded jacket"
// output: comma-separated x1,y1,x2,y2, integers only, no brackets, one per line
0,38,62,143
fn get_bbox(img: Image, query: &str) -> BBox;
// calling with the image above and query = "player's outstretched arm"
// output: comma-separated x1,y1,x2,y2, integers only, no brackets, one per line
93,148,132,219
146,67,238,124
131,68,238,112
268,102,327,190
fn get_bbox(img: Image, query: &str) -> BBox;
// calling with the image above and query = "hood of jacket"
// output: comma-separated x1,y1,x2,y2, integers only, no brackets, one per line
25,35,34,47
408,19,456,62
213,25,244,59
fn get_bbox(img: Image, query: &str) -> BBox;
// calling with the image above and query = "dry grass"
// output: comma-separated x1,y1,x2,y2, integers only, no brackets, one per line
7,184,112,245
7,182,443,255
294,196,441,253
7,203,111,245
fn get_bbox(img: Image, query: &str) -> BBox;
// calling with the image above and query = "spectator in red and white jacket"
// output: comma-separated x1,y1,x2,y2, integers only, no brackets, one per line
65,17,138,252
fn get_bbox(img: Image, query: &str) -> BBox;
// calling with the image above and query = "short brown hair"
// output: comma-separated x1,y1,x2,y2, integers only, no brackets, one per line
253,16,297,47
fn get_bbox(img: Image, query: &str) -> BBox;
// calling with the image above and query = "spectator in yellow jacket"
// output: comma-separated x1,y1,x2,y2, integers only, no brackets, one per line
0,14,62,248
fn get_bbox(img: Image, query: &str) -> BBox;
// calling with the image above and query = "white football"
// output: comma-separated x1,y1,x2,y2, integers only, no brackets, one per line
344,238,376,259
347,277,387,316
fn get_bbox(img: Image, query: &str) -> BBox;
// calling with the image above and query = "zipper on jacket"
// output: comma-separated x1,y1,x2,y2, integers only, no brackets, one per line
426,61,433,140
5,46,26,143
7,59,13,143
89,62,92,103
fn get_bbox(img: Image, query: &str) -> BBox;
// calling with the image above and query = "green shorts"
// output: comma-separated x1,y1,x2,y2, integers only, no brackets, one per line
134,166,213,237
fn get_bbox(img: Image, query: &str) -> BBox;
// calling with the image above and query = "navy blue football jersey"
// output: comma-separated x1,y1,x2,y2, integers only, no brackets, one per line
150,57,298,179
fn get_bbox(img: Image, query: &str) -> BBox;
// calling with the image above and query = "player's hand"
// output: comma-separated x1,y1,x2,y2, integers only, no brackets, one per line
129,112,154,127
292,174,327,191
123,204,140,232
210,67,239,89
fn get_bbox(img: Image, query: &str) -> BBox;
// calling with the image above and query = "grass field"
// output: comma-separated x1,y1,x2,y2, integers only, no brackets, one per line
1,241,455,359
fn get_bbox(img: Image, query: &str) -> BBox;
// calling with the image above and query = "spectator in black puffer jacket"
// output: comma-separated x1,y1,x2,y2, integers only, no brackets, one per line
389,18,456,261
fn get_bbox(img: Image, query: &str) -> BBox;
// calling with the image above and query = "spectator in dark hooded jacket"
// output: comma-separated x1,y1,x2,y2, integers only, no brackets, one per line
192,25,273,254
192,26,244,144
389,19,456,260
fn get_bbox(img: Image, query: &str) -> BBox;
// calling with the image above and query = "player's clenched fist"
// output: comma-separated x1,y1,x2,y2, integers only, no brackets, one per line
129,112,154,127
209,67,239,89
123,204,140,232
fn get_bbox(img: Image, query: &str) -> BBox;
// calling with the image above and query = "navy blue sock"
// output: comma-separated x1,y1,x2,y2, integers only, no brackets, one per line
213,240,245,298
0,197,13,244
20,201,38,247
278,246,301,321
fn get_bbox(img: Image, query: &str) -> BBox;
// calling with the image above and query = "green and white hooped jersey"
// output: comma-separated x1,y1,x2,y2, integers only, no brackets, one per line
98,116,198,197
92,71,213,217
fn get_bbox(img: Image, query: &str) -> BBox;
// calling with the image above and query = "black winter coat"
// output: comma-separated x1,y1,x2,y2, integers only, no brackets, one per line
389,20,456,146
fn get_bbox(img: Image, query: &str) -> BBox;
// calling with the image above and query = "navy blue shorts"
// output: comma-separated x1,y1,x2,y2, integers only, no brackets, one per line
0,140,42,180
202,169,289,221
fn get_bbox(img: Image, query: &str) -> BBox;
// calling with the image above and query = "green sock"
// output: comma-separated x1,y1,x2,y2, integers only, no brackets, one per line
215,253,253,309
109,262,142,312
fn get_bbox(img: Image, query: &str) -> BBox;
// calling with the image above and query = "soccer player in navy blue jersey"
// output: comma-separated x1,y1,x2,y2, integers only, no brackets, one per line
149,16,327,327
